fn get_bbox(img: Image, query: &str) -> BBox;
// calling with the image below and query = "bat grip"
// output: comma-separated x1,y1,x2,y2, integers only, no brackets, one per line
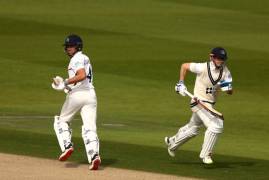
65,85,72,92
184,90,195,99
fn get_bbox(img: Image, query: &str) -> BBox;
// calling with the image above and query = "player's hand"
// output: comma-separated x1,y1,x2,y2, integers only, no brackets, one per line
51,76,67,91
217,80,232,91
175,80,187,96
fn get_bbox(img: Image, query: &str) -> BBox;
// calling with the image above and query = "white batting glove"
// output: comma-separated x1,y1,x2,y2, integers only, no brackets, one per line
51,76,68,91
175,80,187,96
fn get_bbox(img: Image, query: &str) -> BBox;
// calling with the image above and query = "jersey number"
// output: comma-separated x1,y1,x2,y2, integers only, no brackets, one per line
87,67,92,83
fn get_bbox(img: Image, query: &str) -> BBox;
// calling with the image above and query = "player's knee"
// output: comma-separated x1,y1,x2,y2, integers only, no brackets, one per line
55,115,67,123
82,123,97,132
82,125,98,142
190,125,200,136
188,121,201,135
208,119,223,134
54,115,60,122
54,115,70,132
53,116,60,131
178,124,200,137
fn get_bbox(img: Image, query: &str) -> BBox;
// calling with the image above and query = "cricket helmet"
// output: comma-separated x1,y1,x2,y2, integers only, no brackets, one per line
210,47,227,61
63,34,83,51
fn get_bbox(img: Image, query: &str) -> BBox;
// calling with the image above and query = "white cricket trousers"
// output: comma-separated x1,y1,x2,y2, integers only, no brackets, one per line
169,108,223,158
59,89,97,129
54,88,99,163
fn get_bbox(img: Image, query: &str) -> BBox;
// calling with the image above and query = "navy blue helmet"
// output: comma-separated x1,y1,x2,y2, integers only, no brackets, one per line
63,34,83,51
210,47,227,61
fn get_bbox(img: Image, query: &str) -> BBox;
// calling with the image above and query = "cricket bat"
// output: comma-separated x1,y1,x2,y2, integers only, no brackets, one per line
184,90,224,120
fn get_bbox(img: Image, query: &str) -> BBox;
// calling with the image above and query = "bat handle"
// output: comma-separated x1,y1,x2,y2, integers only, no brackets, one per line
184,90,195,99
65,85,72,92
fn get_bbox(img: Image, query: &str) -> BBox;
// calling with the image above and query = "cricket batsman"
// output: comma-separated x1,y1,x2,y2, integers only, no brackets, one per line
165,47,233,164
51,34,101,170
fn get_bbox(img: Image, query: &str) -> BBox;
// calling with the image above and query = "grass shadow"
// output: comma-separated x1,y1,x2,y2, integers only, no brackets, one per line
0,128,268,180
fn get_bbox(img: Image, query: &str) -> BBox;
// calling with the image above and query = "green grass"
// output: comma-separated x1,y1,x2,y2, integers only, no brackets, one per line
0,0,269,179
1,128,268,179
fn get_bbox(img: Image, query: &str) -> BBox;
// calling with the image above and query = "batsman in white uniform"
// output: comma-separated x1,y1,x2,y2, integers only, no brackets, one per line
52,34,101,170
165,47,233,164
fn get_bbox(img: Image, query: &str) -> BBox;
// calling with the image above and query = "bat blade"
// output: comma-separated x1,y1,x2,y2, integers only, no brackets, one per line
196,98,224,120
184,90,224,120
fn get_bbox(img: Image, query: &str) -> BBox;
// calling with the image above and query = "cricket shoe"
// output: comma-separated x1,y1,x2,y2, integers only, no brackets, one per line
59,143,74,161
164,137,175,157
89,154,101,170
202,155,214,164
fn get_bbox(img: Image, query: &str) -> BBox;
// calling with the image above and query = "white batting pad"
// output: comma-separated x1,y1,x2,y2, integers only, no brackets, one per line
82,125,99,163
200,130,218,158
169,124,200,151
54,116,72,152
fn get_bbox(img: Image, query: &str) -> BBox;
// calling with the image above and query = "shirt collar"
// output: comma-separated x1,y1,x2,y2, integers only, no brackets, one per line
74,51,82,56
71,51,82,58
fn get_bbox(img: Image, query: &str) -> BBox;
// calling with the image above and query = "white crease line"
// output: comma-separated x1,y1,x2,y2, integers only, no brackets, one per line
0,116,51,119
0,116,126,127
102,123,125,127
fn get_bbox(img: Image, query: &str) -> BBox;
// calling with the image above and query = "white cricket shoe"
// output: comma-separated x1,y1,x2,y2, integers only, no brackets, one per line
59,144,74,161
202,155,214,164
164,137,175,157
89,154,101,170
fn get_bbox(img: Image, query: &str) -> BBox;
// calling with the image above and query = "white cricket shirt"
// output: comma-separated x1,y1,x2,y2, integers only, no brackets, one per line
68,51,94,92
189,61,232,103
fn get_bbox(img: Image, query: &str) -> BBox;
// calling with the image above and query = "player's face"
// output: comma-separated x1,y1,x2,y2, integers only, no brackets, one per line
65,46,77,57
210,56,225,68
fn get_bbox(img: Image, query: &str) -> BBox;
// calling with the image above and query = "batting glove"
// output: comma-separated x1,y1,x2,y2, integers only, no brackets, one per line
51,76,68,91
175,80,187,96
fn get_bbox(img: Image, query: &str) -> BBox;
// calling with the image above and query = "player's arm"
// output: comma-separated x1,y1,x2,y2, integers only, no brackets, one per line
66,68,86,85
179,63,191,81
179,62,202,80
176,62,202,96
175,63,192,96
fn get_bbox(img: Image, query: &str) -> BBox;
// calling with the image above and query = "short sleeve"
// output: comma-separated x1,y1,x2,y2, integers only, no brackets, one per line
72,57,84,72
189,63,203,74
223,70,232,82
